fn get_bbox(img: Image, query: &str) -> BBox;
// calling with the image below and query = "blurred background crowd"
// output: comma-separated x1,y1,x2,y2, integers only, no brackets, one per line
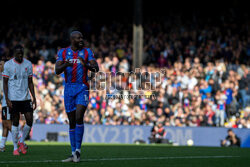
0,8,250,128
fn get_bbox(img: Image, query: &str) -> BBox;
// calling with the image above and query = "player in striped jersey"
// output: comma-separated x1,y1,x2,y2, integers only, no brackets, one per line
55,31,99,162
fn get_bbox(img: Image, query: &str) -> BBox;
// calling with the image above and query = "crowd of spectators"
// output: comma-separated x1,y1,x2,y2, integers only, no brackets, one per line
0,12,250,128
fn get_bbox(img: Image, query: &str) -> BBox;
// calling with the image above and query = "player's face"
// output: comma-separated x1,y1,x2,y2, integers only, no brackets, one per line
73,33,84,48
14,48,24,62
228,131,233,136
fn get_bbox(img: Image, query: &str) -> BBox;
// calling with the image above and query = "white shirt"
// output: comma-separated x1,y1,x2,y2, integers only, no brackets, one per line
181,75,189,89
188,77,198,90
2,58,33,101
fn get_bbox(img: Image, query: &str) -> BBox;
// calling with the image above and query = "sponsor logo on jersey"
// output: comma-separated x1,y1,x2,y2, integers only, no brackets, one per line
69,59,81,64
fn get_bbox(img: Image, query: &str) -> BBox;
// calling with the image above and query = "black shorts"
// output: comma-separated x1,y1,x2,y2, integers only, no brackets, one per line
10,100,33,114
2,107,11,120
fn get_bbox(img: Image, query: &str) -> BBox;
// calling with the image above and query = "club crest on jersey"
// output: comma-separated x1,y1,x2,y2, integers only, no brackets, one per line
79,51,84,56
68,51,72,55
25,68,28,71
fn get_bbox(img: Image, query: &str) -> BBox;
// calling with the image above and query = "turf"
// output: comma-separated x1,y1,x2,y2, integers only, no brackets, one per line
0,142,250,167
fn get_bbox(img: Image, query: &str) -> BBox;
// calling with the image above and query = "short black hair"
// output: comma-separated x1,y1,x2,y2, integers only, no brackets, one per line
70,31,82,38
228,129,233,132
13,44,24,51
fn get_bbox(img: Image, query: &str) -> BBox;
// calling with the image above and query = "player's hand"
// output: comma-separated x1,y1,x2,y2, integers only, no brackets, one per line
78,57,86,66
6,99,12,108
32,98,37,110
64,60,73,67
231,133,236,138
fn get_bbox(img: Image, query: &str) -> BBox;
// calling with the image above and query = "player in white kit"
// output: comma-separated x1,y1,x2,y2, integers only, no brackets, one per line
2,45,36,155
0,56,12,152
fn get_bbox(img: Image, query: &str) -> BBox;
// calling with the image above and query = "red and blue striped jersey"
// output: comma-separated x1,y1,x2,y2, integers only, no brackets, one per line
56,47,95,87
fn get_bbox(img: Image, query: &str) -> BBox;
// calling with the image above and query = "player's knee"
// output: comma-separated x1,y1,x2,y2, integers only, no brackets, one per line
26,121,33,127
2,121,7,128
2,128,8,137
5,121,12,131
69,122,76,129
76,117,83,125
68,117,76,129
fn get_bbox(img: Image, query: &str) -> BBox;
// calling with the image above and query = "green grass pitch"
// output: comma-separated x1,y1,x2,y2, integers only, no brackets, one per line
0,142,250,167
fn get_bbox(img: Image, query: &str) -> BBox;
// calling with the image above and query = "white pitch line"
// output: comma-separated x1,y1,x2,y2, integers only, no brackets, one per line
0,156,240,164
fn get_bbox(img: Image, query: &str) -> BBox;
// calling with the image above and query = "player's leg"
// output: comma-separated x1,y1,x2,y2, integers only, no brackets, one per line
0,107,11,151
73,88,89,162
75,104,86,152
73,104,87,162
18,119,28,150
0,121,8,151
62,86,77,162
20,113,33,143
62,110,77,162
11,102,20,155
67,110,76,154
19,100,33,154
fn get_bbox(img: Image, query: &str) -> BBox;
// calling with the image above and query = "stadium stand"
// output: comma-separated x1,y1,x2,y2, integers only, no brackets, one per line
0,10,250,128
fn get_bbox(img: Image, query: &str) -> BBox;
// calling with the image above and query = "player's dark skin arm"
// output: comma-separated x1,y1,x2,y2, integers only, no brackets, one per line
3,77,12,108
55,60,73,75
28,77,37,110
79,58,99,72
230,134,237,144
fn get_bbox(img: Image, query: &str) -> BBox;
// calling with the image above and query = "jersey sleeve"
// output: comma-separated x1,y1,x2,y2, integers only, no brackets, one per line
87,48,95,61
2,63,10,78
28,63,33,78
56,49,64,62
